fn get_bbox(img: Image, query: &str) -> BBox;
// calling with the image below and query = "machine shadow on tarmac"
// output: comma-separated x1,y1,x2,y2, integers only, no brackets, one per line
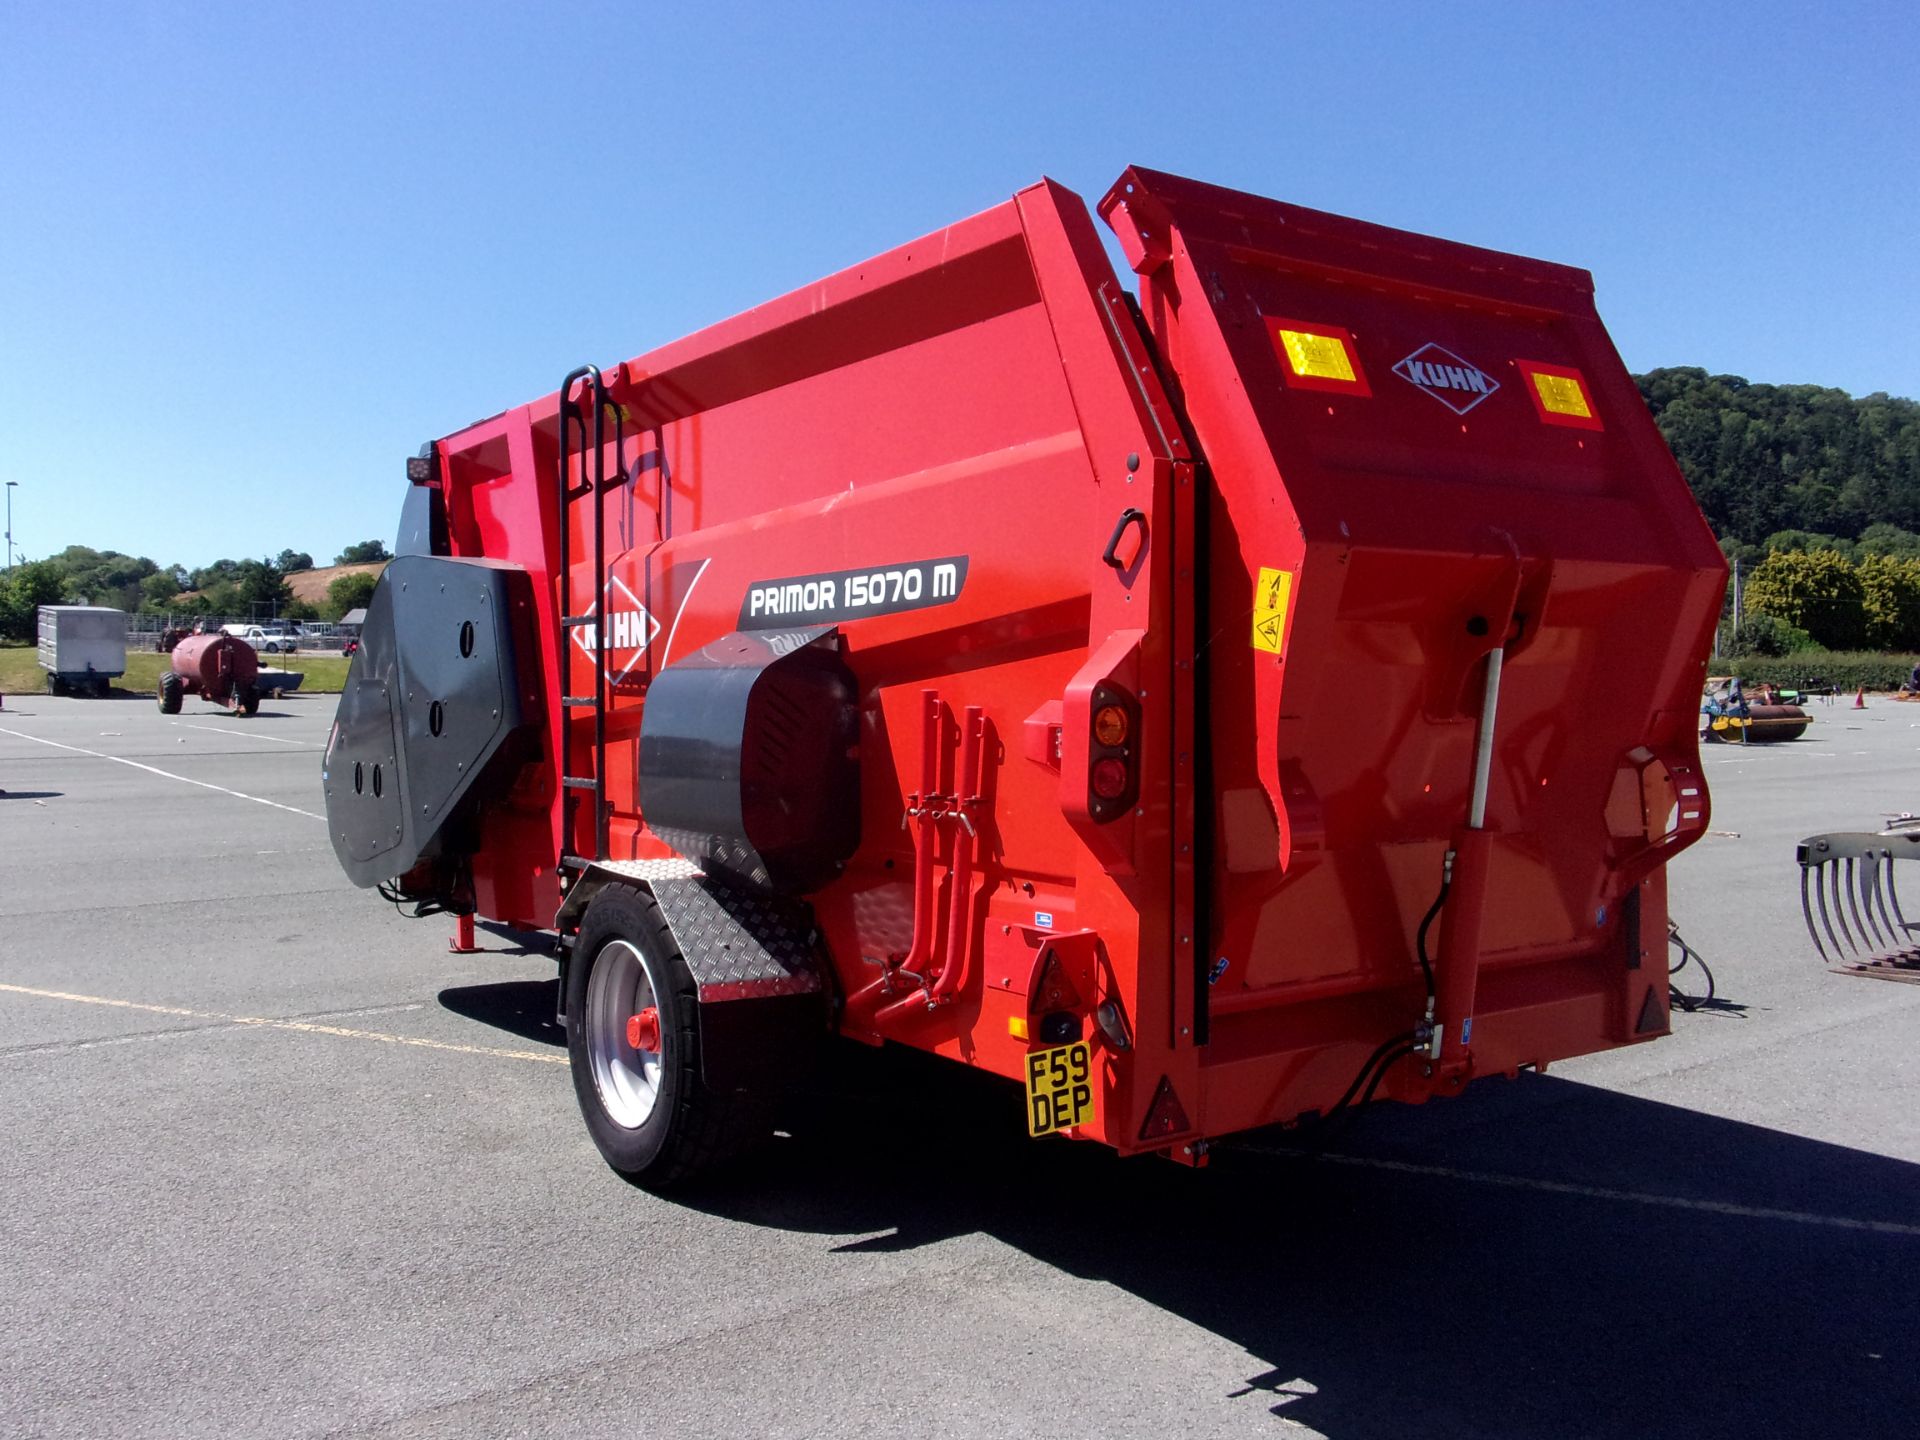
431,990,1917,1436
437,977,564,1049
696,1043,1914,1439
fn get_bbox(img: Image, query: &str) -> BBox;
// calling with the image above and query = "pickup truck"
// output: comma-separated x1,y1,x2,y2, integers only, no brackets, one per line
219,624,300,654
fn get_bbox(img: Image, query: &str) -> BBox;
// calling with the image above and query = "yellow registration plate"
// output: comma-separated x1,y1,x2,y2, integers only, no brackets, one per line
1024,1041,1093,1137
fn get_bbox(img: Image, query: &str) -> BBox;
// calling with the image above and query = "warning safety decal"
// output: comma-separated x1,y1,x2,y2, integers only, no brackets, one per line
739,556,969,630
1252,567,1292,655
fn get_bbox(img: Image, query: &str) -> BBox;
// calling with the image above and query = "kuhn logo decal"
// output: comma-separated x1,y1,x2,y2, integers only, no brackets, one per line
1392,343,1500,415
571,573,660,683
739,556,968,630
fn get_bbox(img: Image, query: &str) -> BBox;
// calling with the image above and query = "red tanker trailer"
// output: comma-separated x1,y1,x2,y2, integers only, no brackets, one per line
158,633,261,716
323,167,1725,1187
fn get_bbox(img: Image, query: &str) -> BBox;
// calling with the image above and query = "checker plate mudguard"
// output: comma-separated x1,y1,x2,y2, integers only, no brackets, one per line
649,876,826,1092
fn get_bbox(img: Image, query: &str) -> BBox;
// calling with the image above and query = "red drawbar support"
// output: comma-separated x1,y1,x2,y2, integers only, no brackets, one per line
449,914,477,954
1432,826,1496,1087
627,1007,661,1052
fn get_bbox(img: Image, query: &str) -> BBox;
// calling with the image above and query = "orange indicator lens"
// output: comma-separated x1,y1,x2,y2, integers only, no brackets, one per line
1093,704,1130,747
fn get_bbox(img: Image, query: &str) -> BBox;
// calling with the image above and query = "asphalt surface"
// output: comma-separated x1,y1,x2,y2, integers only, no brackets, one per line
1,690,1916,1439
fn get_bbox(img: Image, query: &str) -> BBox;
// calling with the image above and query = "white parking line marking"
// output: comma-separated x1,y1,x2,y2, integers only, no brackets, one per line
0,983,566,1066
0,727,325,820
171,721,319,747
1253,1149,1920,1237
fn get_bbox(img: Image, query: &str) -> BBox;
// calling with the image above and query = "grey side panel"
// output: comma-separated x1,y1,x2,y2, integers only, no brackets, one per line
395,480,449,558
323,555,540,888
637,627,859,893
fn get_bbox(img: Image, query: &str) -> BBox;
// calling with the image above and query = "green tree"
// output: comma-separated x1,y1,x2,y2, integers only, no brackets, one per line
1857,553,1920,650
335,540,392,565
1857,523,1920,558
41,545,159,609
1724,613,1816,658
1759,529,1854,558
1743,550,1866,649
1637,368,1920,548
325,571,379,620
229,558,293,617
275,549,315,573
0,560,67,642
189,558,239,590
138,571,184,613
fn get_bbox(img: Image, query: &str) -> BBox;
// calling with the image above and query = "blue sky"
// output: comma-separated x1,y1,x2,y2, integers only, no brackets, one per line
2,1,1913,571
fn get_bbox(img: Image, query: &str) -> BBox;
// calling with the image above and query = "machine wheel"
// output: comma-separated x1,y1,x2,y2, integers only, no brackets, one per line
236,685,260,717
566,884,765,1188
46,674,65,696
157,672,183,714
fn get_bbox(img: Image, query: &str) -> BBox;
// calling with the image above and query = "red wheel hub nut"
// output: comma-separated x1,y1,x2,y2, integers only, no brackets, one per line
626,1007,661,1052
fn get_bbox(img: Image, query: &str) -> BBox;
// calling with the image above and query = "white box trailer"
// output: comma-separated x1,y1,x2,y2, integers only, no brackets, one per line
38,606,127,697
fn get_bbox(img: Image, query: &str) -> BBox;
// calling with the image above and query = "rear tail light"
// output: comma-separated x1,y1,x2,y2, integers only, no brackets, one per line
1087,683,1139,820
1091,758,1129,799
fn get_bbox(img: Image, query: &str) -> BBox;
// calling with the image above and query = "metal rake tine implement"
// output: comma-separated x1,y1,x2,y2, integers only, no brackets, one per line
1797,829,1920,970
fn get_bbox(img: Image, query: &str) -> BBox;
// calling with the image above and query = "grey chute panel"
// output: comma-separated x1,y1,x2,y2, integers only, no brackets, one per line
323,555,540,888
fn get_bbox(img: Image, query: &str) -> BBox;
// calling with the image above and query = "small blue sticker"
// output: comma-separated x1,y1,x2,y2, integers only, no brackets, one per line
1034,912,1054,929
1461,1017,1474,1045
1208,956,1230,986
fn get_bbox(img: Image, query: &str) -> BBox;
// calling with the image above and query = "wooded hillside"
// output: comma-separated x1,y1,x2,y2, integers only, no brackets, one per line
1638,368,1920,550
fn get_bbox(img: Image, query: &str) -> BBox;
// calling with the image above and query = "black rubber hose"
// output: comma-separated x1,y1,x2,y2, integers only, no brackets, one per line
1326,1032,1416,1117
1415,880,1449,1006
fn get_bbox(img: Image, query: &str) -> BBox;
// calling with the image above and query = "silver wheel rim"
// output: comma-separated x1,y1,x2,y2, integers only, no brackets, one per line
586,938,663,1129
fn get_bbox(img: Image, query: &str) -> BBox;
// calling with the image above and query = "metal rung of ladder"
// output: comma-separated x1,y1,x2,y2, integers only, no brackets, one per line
556,363,622,866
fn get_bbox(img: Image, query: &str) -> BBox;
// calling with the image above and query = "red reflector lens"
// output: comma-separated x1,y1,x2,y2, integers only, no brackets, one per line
1091,758,1129,800
1093,704,1130,747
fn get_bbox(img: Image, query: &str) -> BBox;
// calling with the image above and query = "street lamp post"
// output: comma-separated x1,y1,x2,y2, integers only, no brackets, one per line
5,481,16,574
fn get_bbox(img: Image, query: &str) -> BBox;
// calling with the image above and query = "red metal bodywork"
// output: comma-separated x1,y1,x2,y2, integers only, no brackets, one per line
414,168,1724,1155
169,633,259,702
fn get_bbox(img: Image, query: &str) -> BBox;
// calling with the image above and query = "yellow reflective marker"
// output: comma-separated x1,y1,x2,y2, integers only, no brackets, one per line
1278,329,1357,383
1008,1015,1030,1041
1252,567,1293,655
1531,371,1592,418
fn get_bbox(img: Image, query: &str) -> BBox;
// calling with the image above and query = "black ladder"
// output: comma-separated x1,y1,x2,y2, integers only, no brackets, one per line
556,364,626,866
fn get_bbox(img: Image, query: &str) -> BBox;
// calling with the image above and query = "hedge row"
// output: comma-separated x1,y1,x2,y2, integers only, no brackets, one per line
1721,650,1920,691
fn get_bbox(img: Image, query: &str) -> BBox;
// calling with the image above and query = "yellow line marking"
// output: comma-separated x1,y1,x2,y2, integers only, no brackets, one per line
0,982,567,1066
0,726,326,820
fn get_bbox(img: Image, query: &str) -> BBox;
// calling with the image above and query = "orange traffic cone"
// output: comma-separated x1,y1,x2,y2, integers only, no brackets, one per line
1854,685,1868,709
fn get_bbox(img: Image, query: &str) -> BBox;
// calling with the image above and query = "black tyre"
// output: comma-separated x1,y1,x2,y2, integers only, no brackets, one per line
566,884,767,1188
157,672,183,714
237,685,260,717
46,673,65,696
